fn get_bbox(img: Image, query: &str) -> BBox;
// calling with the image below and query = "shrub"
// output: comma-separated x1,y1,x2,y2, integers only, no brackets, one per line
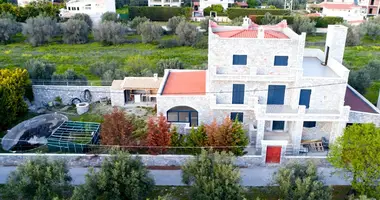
22,15,59,46
0,68,29,129
344,22,362,46
71,150,154,200
138,21,163,43
100,108,141,147
129,6,192,21
291,15,316,34
364,59,380,81
25,59,56,80
182,150,246,200
156,58,184,76
364,21,380,40
101,11,119,22
167,16,185,31
0,15,21,44
129,16,149,29
273,162,332,200
261,12,282,25
184,125,207,154
226,8,290,19
0,2,60,22
267,0,284,8
93,21,128,45
146,113,171,154
51,69,87,85
348,69,371,94
205,117,248,156
90,61,127,85
193,35,208,49
310,16,343,28
158,38,179,48
125,55,152,76
62,19,89,44
229,16,244,26
72,13,93,29
203,4,225,16
115,0,128,9
2,156,72,200
200,17,212,32
176,21,199,46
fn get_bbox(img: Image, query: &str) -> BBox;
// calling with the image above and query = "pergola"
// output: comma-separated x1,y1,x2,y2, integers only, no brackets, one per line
47,121,100,153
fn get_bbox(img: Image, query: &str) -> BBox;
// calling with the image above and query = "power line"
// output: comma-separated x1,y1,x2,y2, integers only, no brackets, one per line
32,81,348,95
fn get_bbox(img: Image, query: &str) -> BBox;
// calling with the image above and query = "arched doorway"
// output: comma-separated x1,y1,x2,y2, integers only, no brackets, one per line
167,106,198,127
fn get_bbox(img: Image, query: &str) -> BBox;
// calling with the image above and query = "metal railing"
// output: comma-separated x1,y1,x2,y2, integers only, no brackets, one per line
32,79,113,86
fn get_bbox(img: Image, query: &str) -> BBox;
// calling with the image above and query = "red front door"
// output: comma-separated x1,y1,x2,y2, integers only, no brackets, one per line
266,146,282,163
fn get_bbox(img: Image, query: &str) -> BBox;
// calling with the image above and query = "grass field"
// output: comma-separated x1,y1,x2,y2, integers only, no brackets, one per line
0,35,208,81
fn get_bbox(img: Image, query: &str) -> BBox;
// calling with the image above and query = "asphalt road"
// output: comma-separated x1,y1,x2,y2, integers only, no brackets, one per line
0,166,349,186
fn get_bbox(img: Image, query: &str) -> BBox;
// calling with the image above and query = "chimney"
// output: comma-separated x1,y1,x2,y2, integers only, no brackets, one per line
242,16,252,29
153,73,158,81
258,26,264,39
324,25,348,64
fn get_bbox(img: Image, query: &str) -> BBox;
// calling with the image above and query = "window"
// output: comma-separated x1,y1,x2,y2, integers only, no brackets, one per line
179,112,189,121
232,55,247,65
77,7,79,10
167,106,198,127
68,7,71,10
273,121,285,130
303,121,316,128
274,56,288,66
230,112,243,122
168,112,178,121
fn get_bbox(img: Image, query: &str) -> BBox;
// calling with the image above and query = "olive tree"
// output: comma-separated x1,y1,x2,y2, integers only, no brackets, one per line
22,15,59,46
182,150,246,200
129,16,149,29
261,12,282,25
328,123,380,198
348,69,371,94
25,58,56,79
156,58,184,76
93,21,128,45
0,13,21,44
62,19,89,44
176,21,199,46
273,162,332,200
365,21,380,40
291,15,316,34
138,21,163,43
72,13,93,29
1,156,72,200
71,150,154,200
344,22,362,46
101,11,119,22
167,16,185,31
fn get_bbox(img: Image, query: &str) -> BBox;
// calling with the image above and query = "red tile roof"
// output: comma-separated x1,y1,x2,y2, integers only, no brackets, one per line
162,71,206,95
314,2,359,9
344,86,378,114
236,2,248,7
214,29,289,39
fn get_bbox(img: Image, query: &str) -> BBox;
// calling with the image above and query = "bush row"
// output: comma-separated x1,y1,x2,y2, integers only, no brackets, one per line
227,8,290,19
0,2,60,22
249,15,343,27
129,6,192,21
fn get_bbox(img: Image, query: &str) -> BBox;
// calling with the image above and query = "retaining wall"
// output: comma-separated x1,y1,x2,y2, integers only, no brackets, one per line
0,153,329,168
32,85,111,106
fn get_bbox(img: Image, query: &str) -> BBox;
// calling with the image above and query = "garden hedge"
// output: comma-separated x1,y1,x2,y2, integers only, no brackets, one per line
248,15,343,28
227,8,290,19
129,6,192,21
0,2,60,22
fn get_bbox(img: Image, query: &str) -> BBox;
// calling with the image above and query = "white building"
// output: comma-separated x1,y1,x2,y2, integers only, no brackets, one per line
154,18,380,164
59,0,116,25
307,2,366,22
148,0,182,7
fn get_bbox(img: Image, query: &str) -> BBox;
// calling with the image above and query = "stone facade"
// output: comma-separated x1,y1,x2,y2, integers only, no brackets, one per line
156,21,353,160
0,153,330,168
32,85,111,106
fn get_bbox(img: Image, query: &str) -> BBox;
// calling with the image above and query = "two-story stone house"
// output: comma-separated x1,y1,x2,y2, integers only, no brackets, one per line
156,18,380,163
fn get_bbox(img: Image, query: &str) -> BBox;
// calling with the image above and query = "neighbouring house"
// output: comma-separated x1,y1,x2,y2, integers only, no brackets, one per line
17,0,58,6
192,0,234,15
307,2,366,22
148,0,182,7
59,0,116,25
155,17,380,164
111,74,162,107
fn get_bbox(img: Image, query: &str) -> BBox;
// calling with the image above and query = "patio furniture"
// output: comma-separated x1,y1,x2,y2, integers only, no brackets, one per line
299,145,309,154
321,137,329,149
301,139,324,152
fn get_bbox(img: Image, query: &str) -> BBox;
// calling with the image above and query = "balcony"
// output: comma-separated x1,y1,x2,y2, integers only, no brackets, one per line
210,66,300,82
255,104,350,121
209,94,258,110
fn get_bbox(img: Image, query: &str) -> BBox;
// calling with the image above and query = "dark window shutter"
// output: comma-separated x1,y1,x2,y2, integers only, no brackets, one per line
303,121,316,128
274,56,288,66
299,89,311,108
233,55,247,65
232,84,245,104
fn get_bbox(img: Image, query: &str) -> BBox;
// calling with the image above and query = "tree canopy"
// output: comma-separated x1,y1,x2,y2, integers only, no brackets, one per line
328,123,380,198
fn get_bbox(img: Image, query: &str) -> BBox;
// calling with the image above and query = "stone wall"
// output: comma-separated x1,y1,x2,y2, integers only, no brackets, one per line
0,153,329,168
349,111,380,126
33,85,111,106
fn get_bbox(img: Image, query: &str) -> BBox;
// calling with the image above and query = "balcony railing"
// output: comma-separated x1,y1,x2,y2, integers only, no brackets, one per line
209,94,258,110
211,66,300,82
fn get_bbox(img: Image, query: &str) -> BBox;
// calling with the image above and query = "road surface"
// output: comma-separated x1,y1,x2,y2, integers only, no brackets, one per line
0,166,349,186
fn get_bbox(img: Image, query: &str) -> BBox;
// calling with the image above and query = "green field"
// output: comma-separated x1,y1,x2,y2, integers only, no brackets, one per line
0,35,208,81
